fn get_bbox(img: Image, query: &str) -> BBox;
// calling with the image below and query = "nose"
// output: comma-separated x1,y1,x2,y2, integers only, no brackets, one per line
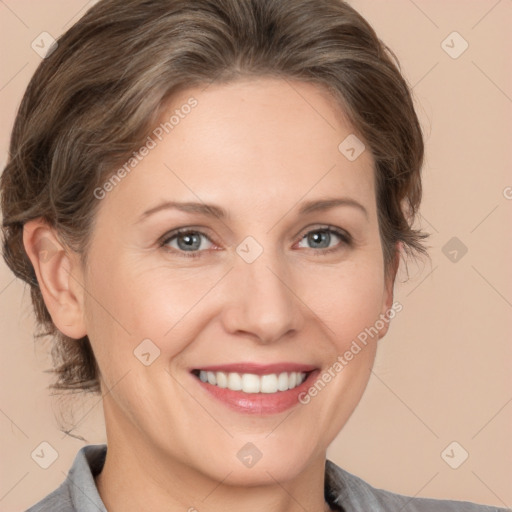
220,248,305,344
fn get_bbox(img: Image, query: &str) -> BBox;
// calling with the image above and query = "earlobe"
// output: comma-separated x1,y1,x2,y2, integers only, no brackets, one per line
23,219,87,339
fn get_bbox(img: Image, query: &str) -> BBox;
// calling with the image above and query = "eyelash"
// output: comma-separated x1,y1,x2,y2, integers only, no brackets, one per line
158,225,352,259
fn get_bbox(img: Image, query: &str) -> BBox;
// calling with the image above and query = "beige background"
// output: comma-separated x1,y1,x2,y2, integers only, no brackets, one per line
1,0,511,510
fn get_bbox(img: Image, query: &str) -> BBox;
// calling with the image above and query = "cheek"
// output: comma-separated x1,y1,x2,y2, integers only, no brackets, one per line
123,264,228,341
84,235,386,380
83,257,223,372
301,257,386,347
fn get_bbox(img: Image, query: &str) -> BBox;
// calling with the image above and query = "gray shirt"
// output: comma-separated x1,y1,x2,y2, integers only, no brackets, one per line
26,444,508,512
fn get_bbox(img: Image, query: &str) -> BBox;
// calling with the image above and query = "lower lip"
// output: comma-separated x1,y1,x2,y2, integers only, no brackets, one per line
192,370,320,415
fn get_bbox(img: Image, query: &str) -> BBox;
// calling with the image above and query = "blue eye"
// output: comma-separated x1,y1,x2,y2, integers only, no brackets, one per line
161,229,214,258
297,227,351,253
159,225,351,258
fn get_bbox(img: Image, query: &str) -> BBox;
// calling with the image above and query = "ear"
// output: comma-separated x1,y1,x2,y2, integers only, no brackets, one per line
23,219,87,339
377,241,402,339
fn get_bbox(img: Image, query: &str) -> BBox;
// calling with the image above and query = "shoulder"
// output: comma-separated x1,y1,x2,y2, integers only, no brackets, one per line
325,460,508,512
25,444,107,512
25,481,73,512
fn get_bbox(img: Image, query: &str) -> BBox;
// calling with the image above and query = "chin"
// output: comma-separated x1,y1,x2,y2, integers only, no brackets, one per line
189,438,316,487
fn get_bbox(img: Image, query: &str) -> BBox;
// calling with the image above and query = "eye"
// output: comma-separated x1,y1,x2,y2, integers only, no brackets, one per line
160,228,215,258
296,226,351,253
159,225,351,259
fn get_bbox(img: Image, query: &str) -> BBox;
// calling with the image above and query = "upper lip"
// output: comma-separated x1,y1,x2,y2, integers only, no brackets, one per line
191,362,318,375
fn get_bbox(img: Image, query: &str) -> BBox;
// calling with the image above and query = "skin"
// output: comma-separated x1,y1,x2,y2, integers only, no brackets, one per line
24,77,399,512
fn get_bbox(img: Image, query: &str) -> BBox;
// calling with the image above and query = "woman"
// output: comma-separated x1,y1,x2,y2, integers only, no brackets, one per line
0,0,506,511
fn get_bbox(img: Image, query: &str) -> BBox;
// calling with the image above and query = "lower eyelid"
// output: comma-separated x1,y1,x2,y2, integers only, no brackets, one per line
160,227,350,256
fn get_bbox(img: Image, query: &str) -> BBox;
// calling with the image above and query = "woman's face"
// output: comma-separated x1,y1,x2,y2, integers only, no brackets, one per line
81,77,396,484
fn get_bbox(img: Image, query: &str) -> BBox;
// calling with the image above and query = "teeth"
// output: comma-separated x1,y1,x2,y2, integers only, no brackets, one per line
197,370,307,393
242,373,260,393
277,372,289,391
228,372,242,391
216,371,228,388
261,374,278,393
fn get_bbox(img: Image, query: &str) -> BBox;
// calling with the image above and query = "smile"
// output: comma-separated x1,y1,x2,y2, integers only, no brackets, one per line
189,363,319,414
194,370,308,393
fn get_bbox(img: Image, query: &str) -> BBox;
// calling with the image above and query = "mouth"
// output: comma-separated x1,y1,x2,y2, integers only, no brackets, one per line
189,363,319,415
191,369,310,393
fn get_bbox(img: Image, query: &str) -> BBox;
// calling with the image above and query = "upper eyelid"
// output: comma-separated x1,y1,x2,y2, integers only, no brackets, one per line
160,225,350,250
160,225,213,240
299,224,350,237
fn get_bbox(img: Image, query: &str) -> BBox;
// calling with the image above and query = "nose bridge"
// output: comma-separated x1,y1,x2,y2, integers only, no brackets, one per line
222,240,303,343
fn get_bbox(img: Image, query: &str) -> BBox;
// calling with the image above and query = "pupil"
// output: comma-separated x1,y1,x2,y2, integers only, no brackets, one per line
309,230,329,248
178,233,200,251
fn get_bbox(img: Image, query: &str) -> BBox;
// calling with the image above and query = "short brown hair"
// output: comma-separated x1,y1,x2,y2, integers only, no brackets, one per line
1,0,428,393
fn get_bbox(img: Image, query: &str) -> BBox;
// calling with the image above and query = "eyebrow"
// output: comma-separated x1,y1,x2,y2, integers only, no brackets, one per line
138,201,228,222
298,197,368,219
137,197,368,222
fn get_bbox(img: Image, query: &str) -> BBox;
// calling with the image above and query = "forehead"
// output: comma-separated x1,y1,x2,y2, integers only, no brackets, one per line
101,77,376,220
